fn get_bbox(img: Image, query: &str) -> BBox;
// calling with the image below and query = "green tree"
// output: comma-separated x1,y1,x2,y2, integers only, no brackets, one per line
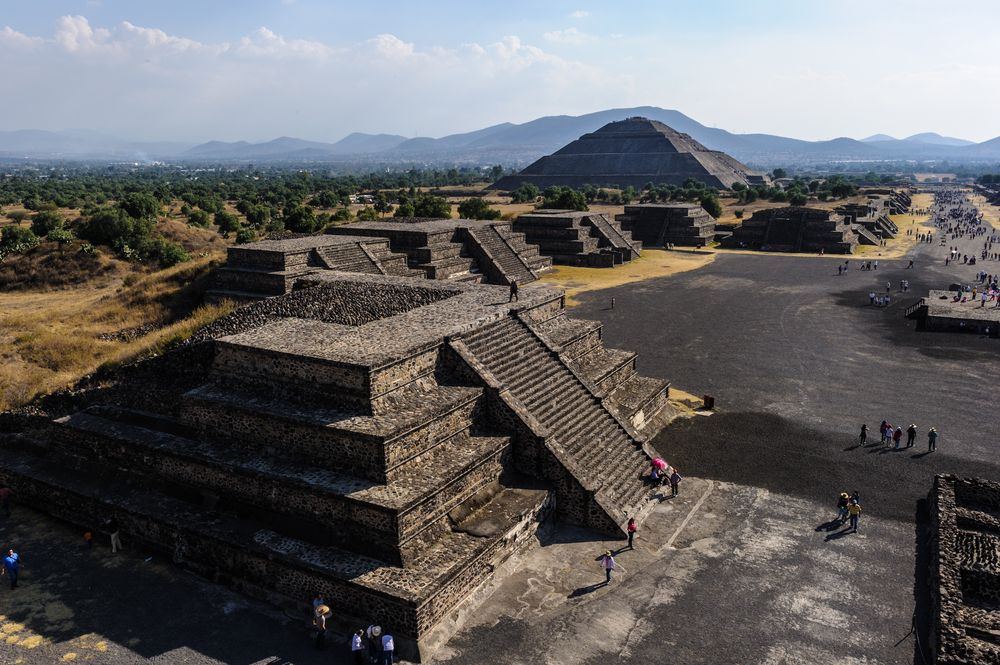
789,193,808,206
374,193,393,217
510,183,540,204
31,210,64,237
771,168,787,179
245,204,272,228
284,205,318,232
458,197,501,220
6,210,29,224
118,192,161,220
0,225,38,256
540,187,588,211
356,206,380,221
187,208,211,228
214,210,241,233
699,194,722,218
76,207,152,250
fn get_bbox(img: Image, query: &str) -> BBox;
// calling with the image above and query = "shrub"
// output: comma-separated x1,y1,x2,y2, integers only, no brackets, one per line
458,197,502,220
143,237,190,267
187,208,211,228
31,210,64,237
214,210,241,233
356,206,379,221
235,228,256,244
76,207,153,249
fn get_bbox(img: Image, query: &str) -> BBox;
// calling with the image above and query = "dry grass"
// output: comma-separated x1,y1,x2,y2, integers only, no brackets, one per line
0,253,234,411
536,248,714,306
968,192,1000,231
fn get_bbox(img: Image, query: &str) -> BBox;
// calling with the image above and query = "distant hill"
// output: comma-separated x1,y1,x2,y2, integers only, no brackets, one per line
2,109,999,165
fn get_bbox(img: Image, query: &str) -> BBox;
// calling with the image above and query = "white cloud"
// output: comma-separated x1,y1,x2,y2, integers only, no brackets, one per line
570,10,589,19
236,26,333,58
54,14,113,53
0,26,42,49
542,27,596,45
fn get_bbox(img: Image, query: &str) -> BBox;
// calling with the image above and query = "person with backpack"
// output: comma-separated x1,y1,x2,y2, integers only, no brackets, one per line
381,630,395,664
669,469,682,497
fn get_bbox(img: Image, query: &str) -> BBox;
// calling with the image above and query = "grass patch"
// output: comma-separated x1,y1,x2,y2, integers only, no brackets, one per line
0,252,234,411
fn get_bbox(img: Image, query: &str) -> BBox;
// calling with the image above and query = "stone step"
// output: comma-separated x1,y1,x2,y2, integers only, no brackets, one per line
179,383,485,484
569,347,638,394
606,374,670,433
55,408,511,564
530,313,603,358
0,446,550,660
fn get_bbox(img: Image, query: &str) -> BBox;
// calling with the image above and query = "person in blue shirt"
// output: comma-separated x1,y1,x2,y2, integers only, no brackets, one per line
3,549,20,589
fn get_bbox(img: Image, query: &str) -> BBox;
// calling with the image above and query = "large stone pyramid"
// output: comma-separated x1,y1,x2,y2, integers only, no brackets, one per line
492,116,766,191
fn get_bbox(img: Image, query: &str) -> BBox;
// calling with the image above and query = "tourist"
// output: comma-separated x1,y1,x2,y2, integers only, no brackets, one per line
84,531,93,550
928,427,938,452
351,629,366,665
858,424,868,446
2,548,20,589
381,630,395,664
0,485,11,517
107,517,122,553
312,592,325,612
873,260,878,270
367,625,382,663
837,493,850,523
847,500,862,532
669,469,682,497
892,426,903,449
851,490,861,506
627,517,637,550
313,604,329,650
906,424,917,448
908,259,914,269
886,281,891,294
869,291,876,305
508,280,519,303
601,550,616,584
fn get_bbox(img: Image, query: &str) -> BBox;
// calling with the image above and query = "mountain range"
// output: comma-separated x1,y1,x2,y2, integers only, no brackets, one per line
2,107,999,167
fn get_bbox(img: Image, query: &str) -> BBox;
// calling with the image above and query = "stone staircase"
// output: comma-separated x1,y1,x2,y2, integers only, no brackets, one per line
584,213,642,261
463,225,537,285
852,224,880,246
457,315,654,532
316,243,384,274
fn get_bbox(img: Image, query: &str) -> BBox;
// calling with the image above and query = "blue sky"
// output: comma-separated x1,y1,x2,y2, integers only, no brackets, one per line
2,1,999,143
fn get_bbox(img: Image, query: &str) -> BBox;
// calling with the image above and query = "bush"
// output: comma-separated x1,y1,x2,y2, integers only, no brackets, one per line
118,192,161,220
331,208,353,222
47,228,74,245
187,208,211,228
393,193,451,218
510,183,540,204
6,210,29,223
734,209,744,219
789,193,808,206
699,194,722,218
457,197,501,220
0,225,39,254
356,206,379,221
76,207,152,249
31,210,64,237
143,237,190,267
539,186,588,211
214,210,241,233
235,228,256,244
284,205,318,232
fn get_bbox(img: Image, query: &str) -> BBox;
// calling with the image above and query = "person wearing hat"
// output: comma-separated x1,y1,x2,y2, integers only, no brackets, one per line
367,625,382,663
836,493,850,523
600,550,615,584
928,427,938,452
906,424,917,448
313,604,330,650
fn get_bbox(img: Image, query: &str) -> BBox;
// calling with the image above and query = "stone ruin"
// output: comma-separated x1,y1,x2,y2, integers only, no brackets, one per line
512,209,642,267
836,190,909,243
929,475,1000,663
208,218,554,302
615,203,718,247
722,206,859,254
0,273,672,660
491,116,768,191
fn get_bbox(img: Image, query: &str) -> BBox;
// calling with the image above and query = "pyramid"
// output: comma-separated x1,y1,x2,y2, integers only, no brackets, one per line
492,117,766,191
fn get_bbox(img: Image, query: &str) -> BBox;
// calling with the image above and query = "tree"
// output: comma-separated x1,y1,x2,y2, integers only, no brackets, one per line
284,205,318,232
509,183,540,204
6,210,29,224
789,193,808,206
356,206,379,221
245,204,272,228
214,210,241,233
458,197,501,220
76,207,152,249
187,208,211,228
31,210,64,237
0,225,38,255
412,194,451,218
374,193,392,217
699,194,722,218
621,186,637,204
118,192,161,220
771,168,787,179
540,187,588,211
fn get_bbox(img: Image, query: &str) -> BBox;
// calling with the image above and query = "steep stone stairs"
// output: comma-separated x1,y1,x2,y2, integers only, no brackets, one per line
463,225,536,285
458,315,652,532
316,243,384,274
585,213,642,259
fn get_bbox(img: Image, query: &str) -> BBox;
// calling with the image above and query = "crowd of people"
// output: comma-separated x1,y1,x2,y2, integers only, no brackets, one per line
858,422,938,452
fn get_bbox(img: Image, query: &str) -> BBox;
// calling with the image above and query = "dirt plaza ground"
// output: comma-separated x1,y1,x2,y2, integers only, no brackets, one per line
2,213,998,664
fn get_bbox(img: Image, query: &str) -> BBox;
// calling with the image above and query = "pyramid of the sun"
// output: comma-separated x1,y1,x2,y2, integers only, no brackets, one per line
492,117,767,191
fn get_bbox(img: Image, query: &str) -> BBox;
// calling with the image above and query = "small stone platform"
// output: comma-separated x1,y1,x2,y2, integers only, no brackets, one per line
929,475,1000,664
722,206,859,254
906,290,1000,337
615,203,717,247
0,273,672,661
513,209,642,266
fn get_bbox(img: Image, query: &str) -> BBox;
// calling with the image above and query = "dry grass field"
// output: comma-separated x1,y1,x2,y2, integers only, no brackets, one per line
0,254,233,411
969,191,1000,230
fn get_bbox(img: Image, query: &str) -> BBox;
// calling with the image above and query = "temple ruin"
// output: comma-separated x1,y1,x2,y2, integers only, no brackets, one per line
615,203,718,247
721,206,861,253
929,475,1000,664
512,209,642,266
0,273,672,660
491,117,768,191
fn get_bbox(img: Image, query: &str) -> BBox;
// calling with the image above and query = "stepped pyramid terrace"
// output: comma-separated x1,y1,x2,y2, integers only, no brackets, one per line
208,218,554,302
512,209,643,267
491,116,768,191
615,203,719,247
0,273,673,661
722,206,861,253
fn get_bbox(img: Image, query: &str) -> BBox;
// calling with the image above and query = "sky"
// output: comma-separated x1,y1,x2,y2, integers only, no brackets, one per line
1,0,999,144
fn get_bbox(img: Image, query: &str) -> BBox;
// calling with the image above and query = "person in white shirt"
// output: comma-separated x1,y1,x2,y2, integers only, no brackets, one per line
381,632,395,664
